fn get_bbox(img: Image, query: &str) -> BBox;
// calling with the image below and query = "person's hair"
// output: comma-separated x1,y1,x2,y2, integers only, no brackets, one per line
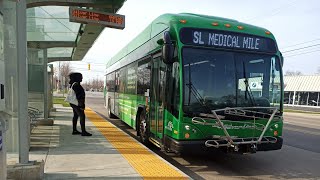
69,72,82,84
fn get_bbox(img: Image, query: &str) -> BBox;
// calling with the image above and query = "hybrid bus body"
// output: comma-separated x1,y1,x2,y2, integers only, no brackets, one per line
104,13,283,154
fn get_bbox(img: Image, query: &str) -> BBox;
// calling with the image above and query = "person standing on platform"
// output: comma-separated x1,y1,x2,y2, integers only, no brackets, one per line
68,72,92,136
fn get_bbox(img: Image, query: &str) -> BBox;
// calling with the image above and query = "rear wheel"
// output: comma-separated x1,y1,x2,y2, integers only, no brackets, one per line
138,110,150,145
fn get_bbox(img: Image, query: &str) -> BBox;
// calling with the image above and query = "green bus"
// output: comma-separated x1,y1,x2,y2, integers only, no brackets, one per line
104,13,283,154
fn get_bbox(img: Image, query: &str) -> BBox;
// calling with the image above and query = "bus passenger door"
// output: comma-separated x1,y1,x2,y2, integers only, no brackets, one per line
150,55,166,140
114,70,120,116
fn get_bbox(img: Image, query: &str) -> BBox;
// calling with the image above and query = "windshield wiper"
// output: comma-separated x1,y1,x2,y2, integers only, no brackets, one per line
242,62,256,106
186,63,211,112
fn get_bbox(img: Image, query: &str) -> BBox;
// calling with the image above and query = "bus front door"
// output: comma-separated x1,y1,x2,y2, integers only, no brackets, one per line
149,55,165,140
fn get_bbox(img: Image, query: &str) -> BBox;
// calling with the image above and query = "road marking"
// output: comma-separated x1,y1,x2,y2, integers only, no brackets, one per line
85,108,188,180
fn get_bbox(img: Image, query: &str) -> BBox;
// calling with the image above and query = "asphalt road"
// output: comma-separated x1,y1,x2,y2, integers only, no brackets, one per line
86,92,320,180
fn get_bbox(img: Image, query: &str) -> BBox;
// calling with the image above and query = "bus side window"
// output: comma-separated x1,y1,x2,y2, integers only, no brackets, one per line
115,70,120,93
127,63,137,94
106,72,115,92
137,57,151,95
119,67,127,93
168,62,180,117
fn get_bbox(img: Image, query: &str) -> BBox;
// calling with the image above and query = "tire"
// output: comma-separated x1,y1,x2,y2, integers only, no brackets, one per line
138,110,150,146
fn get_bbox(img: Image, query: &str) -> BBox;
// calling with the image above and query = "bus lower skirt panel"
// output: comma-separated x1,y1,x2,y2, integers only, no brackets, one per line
163,135,283,154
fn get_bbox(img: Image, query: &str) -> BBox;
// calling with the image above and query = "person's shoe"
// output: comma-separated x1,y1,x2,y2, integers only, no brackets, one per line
81,131,92,136
72,130,81,135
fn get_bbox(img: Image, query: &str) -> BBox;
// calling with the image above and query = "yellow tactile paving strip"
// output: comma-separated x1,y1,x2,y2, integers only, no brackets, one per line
85,108,188,180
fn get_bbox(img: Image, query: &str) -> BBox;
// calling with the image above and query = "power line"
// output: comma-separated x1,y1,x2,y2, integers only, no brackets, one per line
283,49,320,58
39,7,77,35
245,0,298,22
44,33,55,41
281,38,320,49
282,43,320,53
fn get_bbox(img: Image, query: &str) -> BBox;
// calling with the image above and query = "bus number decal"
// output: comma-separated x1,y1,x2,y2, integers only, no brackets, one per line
165,121,173,131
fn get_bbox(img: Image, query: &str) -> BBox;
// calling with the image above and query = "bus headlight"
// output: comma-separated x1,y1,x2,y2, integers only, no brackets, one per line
185,125,190,130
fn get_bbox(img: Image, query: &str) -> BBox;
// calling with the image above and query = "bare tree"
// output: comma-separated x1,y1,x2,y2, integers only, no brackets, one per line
53,74,58,90
285,70,303,76
83,77,104,91
59,62,71,90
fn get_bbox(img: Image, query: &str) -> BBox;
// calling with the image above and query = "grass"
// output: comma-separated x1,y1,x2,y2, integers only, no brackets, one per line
53,97,70,107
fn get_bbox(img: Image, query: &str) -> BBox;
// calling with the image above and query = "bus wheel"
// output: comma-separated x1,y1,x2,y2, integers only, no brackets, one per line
139,111,150,145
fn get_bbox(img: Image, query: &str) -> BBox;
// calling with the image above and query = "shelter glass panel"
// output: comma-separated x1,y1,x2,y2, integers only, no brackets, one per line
28,48,45,121
27,6,80,42
48,47,73,58
2,0,19,160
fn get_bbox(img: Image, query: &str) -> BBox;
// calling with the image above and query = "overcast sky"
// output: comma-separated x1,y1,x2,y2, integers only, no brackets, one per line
66,0,320,82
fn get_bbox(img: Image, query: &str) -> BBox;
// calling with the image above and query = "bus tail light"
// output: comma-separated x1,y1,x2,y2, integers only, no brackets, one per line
274,131,278,136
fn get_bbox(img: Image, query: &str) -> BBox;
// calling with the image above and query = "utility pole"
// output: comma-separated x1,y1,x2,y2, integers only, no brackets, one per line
58,61,60,92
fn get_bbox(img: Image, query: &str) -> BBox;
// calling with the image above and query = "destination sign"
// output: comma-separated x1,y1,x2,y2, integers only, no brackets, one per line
180,28,277,53
69,7,125,29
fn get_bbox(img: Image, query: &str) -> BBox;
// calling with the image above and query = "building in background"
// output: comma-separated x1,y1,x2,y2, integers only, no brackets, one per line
284,75,320,107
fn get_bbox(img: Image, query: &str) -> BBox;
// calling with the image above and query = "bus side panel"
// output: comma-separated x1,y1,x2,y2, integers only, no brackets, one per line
118,93,139,129
163,109,181,140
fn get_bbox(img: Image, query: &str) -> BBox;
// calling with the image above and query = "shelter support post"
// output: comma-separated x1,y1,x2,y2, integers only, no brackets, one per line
16,0,29,164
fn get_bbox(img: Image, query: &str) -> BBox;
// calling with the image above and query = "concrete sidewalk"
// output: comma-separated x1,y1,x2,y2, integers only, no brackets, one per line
30,105,140,179
26,105,189,179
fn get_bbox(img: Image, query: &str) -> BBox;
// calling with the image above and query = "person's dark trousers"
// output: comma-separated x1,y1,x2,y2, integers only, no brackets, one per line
70,104,91,136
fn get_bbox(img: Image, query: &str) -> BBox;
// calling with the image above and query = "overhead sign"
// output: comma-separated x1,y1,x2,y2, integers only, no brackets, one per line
180,28,277,53
69,7,125,29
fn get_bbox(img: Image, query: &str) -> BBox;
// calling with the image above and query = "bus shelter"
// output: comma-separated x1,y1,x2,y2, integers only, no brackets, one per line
0,0,126,179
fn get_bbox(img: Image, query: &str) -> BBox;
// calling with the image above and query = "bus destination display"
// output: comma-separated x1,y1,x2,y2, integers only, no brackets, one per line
69,7,125,29
180,28,276,53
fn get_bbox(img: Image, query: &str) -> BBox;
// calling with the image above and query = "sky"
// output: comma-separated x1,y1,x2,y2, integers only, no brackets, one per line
57,0,320,82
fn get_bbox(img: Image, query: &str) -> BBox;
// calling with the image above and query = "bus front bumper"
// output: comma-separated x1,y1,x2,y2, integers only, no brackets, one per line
164,135,283,154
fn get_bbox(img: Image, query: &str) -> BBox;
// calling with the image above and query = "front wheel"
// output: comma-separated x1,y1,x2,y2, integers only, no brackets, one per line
138,111,150,145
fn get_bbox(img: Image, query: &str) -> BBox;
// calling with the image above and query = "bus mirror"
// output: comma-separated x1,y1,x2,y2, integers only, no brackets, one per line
280,53,284,67
162,31,174,64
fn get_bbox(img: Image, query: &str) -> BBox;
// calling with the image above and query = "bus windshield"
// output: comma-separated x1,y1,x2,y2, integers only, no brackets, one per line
183,47,282,115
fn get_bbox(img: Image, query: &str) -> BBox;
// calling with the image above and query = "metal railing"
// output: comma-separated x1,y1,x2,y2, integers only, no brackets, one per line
192,107,281,151
28,107,43,131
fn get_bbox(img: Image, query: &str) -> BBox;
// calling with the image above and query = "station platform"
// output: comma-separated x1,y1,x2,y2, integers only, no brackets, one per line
26,105,189,179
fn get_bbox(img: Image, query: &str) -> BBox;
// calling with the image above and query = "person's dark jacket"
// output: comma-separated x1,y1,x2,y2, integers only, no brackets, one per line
69,73,85,109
